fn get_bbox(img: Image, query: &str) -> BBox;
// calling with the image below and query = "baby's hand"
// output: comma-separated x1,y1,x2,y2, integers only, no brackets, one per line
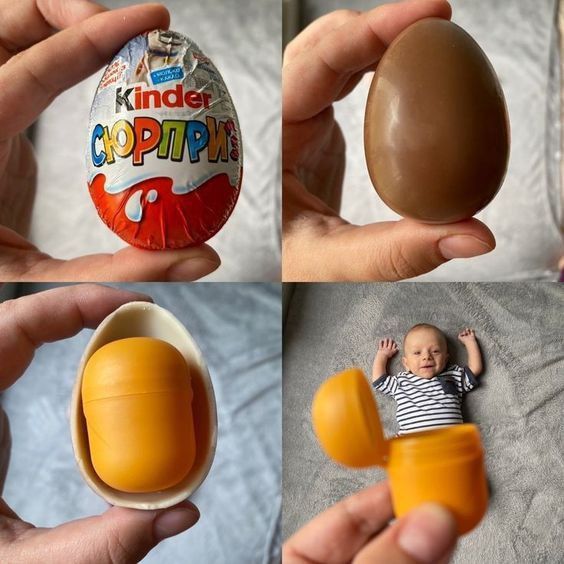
458,328,477,343
378,338,398,358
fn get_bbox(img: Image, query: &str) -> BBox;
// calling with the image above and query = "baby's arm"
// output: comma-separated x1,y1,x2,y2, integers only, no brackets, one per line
372,338,398,381
458,328,483,376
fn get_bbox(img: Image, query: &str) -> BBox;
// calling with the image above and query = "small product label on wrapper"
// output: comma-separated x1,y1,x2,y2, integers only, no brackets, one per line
87,30,242,249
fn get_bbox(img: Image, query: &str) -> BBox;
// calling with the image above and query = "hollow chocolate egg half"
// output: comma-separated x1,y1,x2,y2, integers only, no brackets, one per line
71,302,217,509
364,18,510,223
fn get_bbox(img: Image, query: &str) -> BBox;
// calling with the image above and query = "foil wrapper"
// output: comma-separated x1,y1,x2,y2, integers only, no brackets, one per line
86,30,242,249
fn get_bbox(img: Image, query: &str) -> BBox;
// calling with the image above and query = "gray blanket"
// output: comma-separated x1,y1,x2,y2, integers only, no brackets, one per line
283,283,564,563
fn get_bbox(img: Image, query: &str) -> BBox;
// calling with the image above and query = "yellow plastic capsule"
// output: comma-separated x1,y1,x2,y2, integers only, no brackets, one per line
82,337,196,493
387,424,487,534
312,368,388,467
312,368,488,534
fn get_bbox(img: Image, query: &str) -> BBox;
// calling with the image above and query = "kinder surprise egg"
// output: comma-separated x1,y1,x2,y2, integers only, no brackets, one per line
86,30,242,249
364,18,509,224
71,302,217,509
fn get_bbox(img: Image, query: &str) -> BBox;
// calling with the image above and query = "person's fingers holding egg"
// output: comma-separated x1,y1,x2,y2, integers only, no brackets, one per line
283,0,452,123
0,0,107,65
0,284,152,389
0,3,170,140
283,9,361,67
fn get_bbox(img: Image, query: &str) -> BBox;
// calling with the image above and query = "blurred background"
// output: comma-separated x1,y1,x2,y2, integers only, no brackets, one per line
283,0,563,281
28,0,281,282
0,282,281,563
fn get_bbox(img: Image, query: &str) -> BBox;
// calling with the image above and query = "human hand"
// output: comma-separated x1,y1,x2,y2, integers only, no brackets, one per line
0,0,220,281
0,284,200,563
378,338,398,359
283,481,458,563
282,0,496,281
458,328,477,344
458,328,482,376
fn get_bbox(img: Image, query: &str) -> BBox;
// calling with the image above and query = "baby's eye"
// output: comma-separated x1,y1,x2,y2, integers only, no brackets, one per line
414,352,420,355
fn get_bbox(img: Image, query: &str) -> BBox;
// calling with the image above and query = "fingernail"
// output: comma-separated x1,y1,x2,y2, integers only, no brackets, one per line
398,504,457,563
167,258,220,281
438,235,493,260
154,507,200,541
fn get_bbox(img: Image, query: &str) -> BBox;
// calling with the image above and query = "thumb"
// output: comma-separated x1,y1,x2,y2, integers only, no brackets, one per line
24,502,199,564
356,503,458,564
304,217,495,281
2,239,221,282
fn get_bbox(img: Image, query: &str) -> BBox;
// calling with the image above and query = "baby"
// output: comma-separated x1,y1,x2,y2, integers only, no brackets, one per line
372,323,482,435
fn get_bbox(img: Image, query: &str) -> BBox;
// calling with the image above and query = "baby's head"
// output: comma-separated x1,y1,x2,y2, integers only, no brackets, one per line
402,324,449,379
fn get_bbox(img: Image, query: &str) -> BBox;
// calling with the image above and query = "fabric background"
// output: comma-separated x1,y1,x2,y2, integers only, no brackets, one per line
283,282,564,563
1,282,282,564
29,0,281,282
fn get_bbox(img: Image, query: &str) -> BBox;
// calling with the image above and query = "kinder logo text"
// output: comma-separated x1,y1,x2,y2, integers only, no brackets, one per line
115,84,212,112
91,117,236,167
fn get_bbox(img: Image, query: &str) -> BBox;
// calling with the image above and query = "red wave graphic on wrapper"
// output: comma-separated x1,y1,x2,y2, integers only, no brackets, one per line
88,172,242,249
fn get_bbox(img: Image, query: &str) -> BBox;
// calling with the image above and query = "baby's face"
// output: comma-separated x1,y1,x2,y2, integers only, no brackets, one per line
402,328,448,379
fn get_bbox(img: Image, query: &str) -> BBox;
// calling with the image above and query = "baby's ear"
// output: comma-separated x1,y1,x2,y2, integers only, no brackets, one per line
402,357,408,370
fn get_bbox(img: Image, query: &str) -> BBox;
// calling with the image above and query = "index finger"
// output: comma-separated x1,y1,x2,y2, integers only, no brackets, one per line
0,284,152,390
283,0,451,123
283,480,393,563
0,0,107,64
0,3,170,140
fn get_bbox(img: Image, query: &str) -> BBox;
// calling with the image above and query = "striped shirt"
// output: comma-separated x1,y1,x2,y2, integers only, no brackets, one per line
372,365,478,435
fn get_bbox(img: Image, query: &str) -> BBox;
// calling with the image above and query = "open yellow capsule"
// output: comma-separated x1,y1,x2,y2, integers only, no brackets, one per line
312,368,488,534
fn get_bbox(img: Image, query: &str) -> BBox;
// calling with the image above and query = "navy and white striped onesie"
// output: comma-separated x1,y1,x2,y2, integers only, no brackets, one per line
372,364,478,435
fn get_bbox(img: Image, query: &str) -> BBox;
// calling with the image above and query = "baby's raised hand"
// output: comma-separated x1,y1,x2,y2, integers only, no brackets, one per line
458,328,477,343
378,338,398,358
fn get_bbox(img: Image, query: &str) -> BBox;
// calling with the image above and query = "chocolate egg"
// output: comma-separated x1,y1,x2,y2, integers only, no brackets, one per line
364,18,509,223
86,30,243,249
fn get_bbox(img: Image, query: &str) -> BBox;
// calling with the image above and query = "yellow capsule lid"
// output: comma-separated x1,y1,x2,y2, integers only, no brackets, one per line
82,337,191,402
312,368,388,468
